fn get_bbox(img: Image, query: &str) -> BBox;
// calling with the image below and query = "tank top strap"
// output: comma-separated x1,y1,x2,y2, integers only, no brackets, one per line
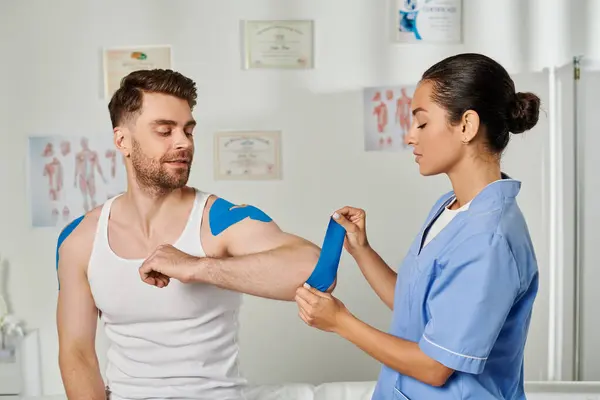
92,194,121,250
178,189,211,244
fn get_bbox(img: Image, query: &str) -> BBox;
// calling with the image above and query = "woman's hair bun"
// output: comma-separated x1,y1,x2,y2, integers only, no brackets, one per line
508,92,541,134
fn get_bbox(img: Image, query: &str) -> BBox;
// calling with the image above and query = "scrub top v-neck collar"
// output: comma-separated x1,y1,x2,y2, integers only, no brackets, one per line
415,172,520,256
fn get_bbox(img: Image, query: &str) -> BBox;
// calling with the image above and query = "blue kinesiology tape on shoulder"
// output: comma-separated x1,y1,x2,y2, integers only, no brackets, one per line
55,215,85,289
305,217,346,291
209,197,272,236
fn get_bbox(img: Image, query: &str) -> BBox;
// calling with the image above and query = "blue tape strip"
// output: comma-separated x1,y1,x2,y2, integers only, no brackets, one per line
209,198,272,236
305,218,346,291
55,215,84,289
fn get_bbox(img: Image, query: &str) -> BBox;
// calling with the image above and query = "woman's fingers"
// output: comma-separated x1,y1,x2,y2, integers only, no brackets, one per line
332,211,358,233
335,206,362,218
335,206,366,226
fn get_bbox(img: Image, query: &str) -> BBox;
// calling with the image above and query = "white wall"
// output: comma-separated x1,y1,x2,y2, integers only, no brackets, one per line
0,0,554,395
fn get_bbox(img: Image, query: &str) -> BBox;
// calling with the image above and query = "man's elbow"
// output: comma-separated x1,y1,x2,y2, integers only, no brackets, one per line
58,342,96,370
295,241,320,278
276,242,320,301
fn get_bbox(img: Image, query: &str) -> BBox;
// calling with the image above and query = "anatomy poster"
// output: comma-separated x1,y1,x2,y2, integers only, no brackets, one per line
363,85,415,152
28,135,126,228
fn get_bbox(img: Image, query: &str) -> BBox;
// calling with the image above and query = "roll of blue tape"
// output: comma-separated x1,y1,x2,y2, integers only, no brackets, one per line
305,217,346,291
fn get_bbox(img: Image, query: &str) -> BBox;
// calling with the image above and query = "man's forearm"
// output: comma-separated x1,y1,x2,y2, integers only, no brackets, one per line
193,241,320,300
59,351,106,399
334,312,452,387
352,246,397,309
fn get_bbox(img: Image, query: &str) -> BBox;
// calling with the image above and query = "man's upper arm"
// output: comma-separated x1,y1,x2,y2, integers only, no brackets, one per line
56,215,99,355
202,196,317,257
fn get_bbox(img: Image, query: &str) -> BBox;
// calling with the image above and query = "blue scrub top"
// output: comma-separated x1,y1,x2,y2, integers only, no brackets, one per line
372,175,539,400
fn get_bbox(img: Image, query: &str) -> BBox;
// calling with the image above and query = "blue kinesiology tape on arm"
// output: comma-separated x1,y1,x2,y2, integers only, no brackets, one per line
305,217,346,291
55,215,85,289
209,197,272,236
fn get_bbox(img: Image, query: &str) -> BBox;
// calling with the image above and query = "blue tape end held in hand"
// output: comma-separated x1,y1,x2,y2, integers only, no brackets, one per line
305,217,346,291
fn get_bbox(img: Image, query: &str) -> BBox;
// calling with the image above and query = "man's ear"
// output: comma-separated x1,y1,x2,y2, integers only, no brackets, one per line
114,127,130,157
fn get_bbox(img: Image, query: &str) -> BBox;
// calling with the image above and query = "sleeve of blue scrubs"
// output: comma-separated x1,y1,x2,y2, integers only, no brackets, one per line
418,233,521,375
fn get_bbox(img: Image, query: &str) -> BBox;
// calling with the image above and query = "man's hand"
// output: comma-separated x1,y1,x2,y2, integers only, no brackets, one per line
139,244,199,287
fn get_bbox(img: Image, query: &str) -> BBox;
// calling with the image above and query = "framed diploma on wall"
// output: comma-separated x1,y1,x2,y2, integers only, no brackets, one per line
214,130,282,180
391,0,462,44
241,20,314,69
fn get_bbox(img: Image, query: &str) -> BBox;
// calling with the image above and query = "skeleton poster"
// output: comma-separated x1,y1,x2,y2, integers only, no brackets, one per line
28,135,126,228
363,85,416,152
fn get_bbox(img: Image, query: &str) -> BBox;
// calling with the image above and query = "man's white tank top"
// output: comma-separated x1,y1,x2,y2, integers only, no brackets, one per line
87,189,247,400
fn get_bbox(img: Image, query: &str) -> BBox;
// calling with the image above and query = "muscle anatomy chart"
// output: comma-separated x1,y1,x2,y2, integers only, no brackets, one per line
363,85,415,152
28,135,126,228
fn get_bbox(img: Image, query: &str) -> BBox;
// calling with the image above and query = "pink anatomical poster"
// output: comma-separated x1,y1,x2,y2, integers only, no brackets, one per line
363,85,416,152
28,135,126,228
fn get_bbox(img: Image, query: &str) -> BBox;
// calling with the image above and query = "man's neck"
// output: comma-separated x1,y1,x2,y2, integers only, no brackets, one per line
121,184,188,238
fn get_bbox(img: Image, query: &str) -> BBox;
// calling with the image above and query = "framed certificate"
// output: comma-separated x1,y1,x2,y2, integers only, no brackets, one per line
102,45,172,98
242,20,314,69
391,0,462,44
214,131,282,180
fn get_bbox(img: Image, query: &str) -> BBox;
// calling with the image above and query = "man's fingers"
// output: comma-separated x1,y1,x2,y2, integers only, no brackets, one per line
156,274,170,288
139,264,170,288
143,276,157,286
139,266,149,280
139,258,163,277
139,261,153,276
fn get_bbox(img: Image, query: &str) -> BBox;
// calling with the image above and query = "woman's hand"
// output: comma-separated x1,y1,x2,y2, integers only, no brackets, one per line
332,206,370,257
295,284,351,333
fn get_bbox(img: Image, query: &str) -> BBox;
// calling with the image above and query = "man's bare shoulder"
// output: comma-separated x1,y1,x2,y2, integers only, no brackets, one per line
57,205,103,269
198,194,276,255
202,194,218,214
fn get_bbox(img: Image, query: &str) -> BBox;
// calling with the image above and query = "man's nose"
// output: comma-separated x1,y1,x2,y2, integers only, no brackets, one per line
173,130,192,149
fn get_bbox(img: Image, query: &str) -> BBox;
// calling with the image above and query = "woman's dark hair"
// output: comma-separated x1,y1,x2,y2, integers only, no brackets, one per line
421,53,541,153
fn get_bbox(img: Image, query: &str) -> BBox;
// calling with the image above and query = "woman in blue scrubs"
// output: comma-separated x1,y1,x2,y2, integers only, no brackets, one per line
295,53,541,399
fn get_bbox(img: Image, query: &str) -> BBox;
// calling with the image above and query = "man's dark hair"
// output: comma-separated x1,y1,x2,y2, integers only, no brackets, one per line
108,69,197,128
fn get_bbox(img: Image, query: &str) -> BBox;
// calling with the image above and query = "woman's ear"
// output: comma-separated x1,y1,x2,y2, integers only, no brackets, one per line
460,110,480,144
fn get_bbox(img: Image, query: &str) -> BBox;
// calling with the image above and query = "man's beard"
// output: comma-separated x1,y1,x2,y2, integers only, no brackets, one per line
130,139,192,194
